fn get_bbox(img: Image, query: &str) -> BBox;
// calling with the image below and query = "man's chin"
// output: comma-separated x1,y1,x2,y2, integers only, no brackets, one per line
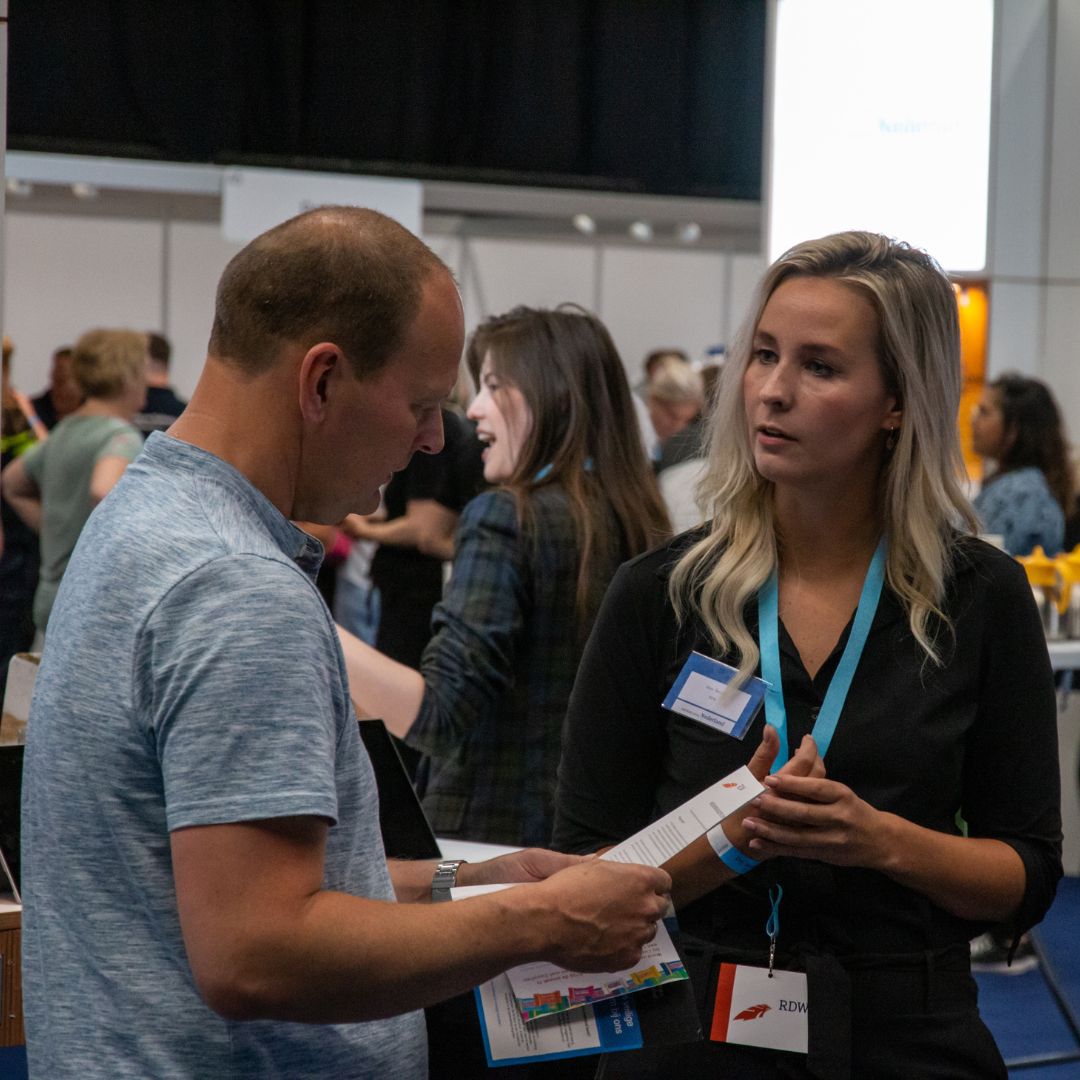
356,491,382,516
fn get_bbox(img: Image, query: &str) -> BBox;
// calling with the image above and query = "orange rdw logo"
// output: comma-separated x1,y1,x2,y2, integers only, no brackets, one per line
734,1003,771,1021
721,782,738,788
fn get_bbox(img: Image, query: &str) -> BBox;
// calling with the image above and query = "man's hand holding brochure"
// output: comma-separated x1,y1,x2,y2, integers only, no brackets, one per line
455,763,768,1024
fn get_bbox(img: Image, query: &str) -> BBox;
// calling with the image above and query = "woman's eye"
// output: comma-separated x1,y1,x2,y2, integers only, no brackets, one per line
806,359,834,377
752,348,776,364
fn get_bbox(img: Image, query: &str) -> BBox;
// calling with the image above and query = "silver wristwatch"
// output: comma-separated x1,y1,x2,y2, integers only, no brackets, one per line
431,859,466,902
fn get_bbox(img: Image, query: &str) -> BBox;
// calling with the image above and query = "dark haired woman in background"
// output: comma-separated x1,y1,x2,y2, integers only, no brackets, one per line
971,373,1071,555
339,305,670,847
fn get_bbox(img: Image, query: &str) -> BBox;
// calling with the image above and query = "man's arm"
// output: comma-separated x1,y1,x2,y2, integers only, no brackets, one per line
0,455,42,531
171,816,670,1024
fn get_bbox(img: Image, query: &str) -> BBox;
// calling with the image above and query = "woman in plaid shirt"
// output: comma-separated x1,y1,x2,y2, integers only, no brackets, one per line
340,305,670,845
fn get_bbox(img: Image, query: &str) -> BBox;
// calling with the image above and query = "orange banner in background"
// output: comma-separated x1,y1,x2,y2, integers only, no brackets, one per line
955,282,988,480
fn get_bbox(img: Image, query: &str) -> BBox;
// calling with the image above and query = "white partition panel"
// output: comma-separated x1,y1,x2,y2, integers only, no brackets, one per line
727,253,768,347
986,282,1043,379
3,213,163,393
165,222,244,398
1048,0,1080,280
598,246,727,380
460,238,597,331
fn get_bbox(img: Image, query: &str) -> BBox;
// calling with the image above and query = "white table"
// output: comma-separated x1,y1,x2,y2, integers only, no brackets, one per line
1048,642,1080,875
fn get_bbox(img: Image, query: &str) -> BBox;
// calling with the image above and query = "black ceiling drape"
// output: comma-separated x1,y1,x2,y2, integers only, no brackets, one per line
9,0,765,200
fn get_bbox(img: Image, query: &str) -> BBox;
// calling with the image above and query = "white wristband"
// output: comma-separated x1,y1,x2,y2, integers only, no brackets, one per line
705,822,733,859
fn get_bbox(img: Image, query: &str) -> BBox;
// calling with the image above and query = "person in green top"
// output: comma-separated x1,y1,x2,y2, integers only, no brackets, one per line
2,328,146,637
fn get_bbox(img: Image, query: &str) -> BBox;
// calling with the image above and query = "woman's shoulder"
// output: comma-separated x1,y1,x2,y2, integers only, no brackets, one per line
980,466,1055,501
617,524,710,584
460,487,519,530
947,532,1031,593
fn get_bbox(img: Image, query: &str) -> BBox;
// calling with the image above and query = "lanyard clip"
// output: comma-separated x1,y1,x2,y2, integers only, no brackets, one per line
765,883,783,978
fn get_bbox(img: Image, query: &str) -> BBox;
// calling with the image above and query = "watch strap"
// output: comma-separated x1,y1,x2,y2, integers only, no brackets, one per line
431,859,466,902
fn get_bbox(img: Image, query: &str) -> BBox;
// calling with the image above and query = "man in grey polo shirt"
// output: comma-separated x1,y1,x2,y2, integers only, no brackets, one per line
21,206,670,1079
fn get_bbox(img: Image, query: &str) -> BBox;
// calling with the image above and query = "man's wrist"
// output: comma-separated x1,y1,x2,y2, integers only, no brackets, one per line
431,859,467,902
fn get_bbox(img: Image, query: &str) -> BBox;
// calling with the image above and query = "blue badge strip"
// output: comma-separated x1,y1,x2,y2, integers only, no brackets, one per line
757,537,886,770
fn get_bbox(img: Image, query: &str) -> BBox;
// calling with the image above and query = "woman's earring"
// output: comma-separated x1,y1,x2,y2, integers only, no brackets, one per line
885,427,898,452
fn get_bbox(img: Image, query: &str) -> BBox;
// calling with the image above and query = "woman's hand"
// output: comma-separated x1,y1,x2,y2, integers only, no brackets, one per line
719,728,824,860
741,771,887,869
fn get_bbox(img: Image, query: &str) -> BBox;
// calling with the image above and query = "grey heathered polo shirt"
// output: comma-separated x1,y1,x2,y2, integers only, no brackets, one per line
22,432,425,1079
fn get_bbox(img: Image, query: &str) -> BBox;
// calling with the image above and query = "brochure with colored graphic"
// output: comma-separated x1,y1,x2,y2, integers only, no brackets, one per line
473,963,702,1067
474,974,644,1066
455,762,763,1030
505,917,687,1022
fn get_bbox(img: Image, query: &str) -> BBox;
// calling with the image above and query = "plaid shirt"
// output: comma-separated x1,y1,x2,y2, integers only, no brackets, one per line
408,485,623,847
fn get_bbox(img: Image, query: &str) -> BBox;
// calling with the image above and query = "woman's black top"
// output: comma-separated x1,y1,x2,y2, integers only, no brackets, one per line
553,532,1062,960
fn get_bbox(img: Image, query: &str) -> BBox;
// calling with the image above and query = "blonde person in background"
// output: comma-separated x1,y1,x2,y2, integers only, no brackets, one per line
647,353,707,476
554,231,1062,1078
648,355,710,531
2,329,145,641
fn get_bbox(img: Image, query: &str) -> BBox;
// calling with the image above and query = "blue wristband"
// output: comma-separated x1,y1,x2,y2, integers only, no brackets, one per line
719,845,760,876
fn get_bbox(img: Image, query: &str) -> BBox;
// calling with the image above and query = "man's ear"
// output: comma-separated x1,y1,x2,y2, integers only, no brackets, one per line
298,343,343,423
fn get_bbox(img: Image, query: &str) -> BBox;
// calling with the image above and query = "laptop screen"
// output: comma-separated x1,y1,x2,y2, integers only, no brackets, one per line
357,720,442,861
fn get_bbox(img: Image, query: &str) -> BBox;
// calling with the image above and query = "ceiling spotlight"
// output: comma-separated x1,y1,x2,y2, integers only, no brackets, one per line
572,213,597,235
5,178,33,198
676,222,702,244
71,182,100,200
628,220,653,242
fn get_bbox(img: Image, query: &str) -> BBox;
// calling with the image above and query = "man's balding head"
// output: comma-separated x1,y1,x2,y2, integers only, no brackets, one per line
208,206,450,379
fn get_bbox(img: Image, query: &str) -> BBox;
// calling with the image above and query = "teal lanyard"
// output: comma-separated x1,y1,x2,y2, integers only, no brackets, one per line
757,537,887,771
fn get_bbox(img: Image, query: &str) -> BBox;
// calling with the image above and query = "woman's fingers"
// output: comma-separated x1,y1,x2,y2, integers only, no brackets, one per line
746,724,780,781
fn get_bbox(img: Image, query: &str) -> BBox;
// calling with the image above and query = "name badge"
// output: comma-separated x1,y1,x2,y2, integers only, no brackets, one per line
709,963,807,1054
662,652,767,740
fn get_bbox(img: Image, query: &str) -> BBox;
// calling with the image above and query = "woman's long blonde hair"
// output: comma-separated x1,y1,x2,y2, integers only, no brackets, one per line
670,231,979,682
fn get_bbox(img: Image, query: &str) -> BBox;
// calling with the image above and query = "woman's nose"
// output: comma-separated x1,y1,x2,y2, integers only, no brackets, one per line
758,362,792,405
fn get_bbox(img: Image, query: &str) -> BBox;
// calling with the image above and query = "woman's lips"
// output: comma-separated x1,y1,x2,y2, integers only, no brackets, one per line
756,425,795,446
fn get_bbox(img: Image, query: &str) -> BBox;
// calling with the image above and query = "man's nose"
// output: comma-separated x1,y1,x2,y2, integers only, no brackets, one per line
416,409,446,456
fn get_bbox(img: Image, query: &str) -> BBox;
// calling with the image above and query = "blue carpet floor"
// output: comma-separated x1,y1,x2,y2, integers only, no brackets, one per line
0,1045,28,1080
976,878,1080,1076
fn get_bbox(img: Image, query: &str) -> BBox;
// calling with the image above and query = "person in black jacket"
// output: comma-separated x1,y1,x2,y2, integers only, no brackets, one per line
554,231,1062,1079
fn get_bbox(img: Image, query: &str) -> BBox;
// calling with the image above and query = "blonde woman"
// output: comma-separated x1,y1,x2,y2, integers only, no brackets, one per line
554,232,1061,1078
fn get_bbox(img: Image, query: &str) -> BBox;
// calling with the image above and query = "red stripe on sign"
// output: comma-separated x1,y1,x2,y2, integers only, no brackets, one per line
709,962,738,1042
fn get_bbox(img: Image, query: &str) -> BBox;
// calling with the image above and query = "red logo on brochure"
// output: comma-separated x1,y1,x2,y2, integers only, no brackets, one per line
721,782,739,789
734,1003,771,1022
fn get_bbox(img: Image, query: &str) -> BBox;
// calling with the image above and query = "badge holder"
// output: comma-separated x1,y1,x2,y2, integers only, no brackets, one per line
709,885,808,1055
662,651,769,740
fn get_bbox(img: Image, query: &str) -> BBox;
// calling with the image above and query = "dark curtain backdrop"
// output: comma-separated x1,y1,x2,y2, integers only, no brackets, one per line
9,0,765,199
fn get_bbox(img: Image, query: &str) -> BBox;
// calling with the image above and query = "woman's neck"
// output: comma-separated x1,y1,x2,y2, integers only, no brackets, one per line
772,485,883,580
76,397,133,421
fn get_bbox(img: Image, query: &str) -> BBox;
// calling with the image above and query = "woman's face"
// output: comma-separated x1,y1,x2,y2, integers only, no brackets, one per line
467,353,532,483
970,387,1010,460
742,276,901,502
